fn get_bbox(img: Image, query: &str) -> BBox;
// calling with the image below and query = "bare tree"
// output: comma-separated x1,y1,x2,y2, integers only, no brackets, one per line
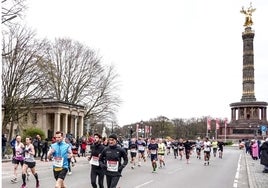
40,38,121,124
1,0,26,25
2,24,48,139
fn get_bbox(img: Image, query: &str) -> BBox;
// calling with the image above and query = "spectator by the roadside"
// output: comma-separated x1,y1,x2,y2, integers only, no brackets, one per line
2,134,7,158
260,138,268,173
251,139,259,160
10,135,18,157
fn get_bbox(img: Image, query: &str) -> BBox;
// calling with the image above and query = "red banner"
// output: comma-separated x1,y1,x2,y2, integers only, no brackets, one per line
207,118,211,130
216,118,220,130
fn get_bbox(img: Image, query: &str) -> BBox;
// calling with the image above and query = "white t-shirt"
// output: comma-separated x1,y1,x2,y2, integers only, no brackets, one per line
203,141,211,152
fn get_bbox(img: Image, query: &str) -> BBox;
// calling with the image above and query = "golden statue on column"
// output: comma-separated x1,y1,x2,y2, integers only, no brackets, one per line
240,2,256,27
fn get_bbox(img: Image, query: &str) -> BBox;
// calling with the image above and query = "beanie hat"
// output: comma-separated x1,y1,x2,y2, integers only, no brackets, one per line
108,134,117,140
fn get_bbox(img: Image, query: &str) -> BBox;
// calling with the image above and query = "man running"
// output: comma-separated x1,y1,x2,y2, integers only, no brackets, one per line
99,134,128,188
129,138,138,169
217,140,225,159
158,138,166,168
203,137,211,166
211,139,218,157
184,139,193,164
48,131,73,188
178,138,184,160
88,133,105,188
195,137,203,160
21,137,40,188
147,138,158,173
171,138,179,159
136,137,147,166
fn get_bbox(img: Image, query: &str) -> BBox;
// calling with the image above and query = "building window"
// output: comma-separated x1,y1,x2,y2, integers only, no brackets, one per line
31,113,37,124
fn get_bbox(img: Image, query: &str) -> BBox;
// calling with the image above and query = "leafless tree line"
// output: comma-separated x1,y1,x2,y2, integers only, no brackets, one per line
1,0,121,138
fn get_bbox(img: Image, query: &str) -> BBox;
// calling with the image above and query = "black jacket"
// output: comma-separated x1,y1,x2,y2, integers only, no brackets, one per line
90,142,105,170
260,141,268,166
99,145,128,176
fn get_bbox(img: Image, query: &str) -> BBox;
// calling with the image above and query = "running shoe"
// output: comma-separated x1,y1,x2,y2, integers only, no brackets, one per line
21,183,27,188
36,180,40,188
11,177,18,183
68,171,72,175
207,161,209,165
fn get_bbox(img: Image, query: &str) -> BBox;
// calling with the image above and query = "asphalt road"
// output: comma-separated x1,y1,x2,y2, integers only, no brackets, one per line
2,147,249,188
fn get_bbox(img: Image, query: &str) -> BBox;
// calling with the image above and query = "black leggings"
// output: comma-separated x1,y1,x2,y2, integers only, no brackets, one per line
91,169,104,188
106,175,120,188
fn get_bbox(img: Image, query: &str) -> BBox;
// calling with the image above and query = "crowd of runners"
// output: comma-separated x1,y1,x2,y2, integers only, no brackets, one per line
8,132,227,188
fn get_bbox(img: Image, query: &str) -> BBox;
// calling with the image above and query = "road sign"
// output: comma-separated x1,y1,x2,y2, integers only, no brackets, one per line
261,125,267,132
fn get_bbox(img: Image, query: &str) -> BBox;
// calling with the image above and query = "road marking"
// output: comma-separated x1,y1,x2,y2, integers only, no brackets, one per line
134,180,154,188
167,167,183,174
233,153,241,188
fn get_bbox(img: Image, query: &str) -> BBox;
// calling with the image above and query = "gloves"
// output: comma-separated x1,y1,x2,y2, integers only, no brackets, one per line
100,164,107,170
118,165,124,172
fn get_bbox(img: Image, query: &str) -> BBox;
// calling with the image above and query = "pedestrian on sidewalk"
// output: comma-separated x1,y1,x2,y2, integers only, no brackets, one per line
2,134,7,158
251,139,259,160
260,138,268,173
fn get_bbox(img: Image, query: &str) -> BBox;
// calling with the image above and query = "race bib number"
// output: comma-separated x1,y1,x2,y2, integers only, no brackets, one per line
204,147,210,152
173,146,178,149
151,150,157,154
138,145,145,151
130,149,137,153
90,156,99,166
53,157,63,167
107,160,119,172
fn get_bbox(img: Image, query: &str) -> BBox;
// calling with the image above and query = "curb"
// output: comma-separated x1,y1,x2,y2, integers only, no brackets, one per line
244,152,255,188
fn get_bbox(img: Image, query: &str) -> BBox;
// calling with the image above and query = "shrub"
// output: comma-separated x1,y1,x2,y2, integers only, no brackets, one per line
22,127,46,141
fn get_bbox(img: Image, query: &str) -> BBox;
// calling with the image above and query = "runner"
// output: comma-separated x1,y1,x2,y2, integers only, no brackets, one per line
147,138,158,173
11,135,24,183
203,137,211,166
71,138,78,166
195,137,203,160
211,139,218,157
88,133,105,188
47,131,73,188
65,138,73,175
129,138,138,169
166,139,172,155
20,137,40,188
171,138,179,159
157,138,166,168
99,134,128,188
184,139,193,164
136,137,147,166
178,138,184,160
217,140,225,159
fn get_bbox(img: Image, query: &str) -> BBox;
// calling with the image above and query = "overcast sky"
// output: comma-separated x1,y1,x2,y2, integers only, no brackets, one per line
23,0,268,126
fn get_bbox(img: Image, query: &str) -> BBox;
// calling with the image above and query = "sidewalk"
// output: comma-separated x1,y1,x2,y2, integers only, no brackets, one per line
244,152,268,188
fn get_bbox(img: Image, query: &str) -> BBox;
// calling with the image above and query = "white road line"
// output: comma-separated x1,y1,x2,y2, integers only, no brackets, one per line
167,168,183,174
233,154,241,188
134,180,154,188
